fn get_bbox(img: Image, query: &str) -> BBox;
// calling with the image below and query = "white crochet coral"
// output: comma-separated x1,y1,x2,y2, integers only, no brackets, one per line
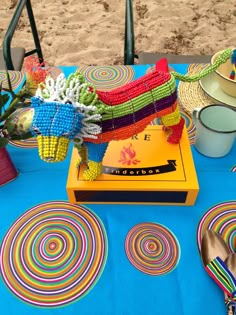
35,72,102,145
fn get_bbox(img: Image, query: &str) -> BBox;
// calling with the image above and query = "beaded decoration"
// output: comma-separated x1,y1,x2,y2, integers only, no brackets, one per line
205,256,236,315
31,97,84,162
30,48,233,180
229,49,236,80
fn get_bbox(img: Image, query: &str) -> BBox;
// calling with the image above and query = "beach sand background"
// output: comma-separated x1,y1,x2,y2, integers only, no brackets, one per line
0,0,236,66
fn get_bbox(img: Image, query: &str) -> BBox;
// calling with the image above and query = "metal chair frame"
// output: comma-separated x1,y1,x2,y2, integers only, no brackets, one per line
124,0,211,65
124,0,135,65
2,0,43,70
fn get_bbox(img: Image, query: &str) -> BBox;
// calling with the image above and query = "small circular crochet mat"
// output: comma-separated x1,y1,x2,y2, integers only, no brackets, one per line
177,64,216,114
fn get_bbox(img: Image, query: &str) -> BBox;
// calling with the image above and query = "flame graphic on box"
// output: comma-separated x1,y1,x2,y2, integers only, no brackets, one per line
118,143,140,165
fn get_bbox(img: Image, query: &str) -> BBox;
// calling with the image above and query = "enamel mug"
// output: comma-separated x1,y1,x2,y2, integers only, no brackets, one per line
192,104,236,157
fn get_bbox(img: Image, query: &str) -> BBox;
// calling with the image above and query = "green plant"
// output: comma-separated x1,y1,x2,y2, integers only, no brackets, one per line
0,56,49,148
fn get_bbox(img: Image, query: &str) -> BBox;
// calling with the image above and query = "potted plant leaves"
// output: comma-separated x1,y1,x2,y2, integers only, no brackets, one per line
0,56,49,186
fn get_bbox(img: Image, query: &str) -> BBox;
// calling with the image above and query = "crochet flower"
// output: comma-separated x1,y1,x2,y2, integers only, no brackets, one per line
23,55,50,95
0,56,49,147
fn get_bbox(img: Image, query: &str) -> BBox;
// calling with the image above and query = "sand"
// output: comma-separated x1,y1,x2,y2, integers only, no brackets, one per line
0,0,236,66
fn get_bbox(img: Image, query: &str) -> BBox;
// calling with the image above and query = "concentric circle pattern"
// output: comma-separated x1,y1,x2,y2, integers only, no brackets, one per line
180,110,196,144
0,201,108,307
9,138,38,148
48,67,63,80
76,66,135,90
125,223,180,275
9,68,62,149
231,165,236,172
0,70,25,90
197,201,236,253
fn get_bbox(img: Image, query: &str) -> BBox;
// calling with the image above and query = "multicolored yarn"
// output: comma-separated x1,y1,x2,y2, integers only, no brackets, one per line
205,256,236,314
206,256,236,297
29,48,234,180
88,71,182,144
229,49,236,80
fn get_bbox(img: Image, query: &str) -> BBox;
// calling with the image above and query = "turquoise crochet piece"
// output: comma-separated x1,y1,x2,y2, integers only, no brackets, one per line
85,142,109,163
31,97,83,139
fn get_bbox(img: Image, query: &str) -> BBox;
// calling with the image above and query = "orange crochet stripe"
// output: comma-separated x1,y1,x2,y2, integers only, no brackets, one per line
85,112,159,143
84,101,178,144
155,100,178,118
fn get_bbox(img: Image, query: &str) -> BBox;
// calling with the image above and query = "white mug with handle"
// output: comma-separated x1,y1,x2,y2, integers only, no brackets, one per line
192,104,236,158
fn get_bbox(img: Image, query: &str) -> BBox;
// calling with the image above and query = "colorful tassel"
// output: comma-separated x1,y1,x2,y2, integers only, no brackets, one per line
230,49,236,80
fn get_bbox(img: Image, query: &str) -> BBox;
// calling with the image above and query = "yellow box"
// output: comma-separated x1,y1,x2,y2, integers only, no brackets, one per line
66,126,199,205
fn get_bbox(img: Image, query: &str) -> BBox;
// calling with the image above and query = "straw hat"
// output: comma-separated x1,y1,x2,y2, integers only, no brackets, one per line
177,64,216,114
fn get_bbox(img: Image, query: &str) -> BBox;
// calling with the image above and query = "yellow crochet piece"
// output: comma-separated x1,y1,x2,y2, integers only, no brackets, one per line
83,161,103,181
161,106,181,127
37,136,69,162
76,146,88,167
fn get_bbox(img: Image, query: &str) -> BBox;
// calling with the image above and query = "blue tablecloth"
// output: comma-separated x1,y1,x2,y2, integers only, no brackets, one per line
0,64,235,315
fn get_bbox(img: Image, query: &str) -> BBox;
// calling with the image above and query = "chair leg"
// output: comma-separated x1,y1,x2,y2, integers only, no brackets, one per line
25,0,44,63
124,0,135,65
3,0,43,70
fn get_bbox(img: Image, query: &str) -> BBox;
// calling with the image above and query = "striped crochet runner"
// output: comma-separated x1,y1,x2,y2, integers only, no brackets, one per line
85,70,180,143
205,256,236,314
205,256,236,297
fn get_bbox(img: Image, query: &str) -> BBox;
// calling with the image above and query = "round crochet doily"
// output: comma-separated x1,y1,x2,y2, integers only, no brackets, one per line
178,64,217,114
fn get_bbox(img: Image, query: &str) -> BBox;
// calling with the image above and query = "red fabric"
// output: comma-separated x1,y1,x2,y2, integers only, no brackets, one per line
155,58,169,73
97,70,171,105
0,148,18,186
165,116,185,144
